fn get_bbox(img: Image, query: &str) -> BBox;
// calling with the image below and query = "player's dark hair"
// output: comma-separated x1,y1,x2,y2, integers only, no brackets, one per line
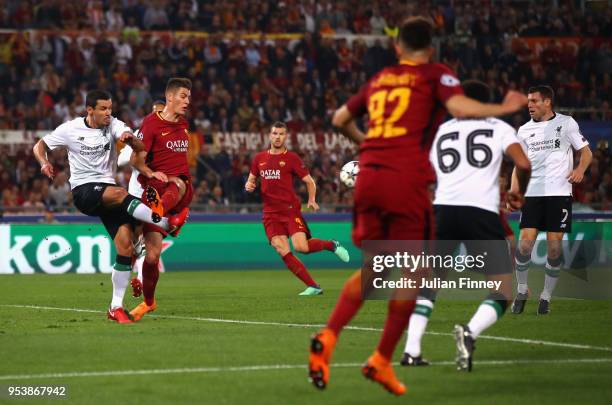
528,85,555,106
166,77,192,93
85,90,112,109
462,80,491,103
398,17,433,51
270,121,287,131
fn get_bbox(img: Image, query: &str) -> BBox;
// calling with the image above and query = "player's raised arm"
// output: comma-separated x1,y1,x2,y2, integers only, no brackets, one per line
120,132,145,152
130,150,168,183
34,122,70,180
445,90,528,119
33,138,55,179
332,105,366,145
302,174,319,211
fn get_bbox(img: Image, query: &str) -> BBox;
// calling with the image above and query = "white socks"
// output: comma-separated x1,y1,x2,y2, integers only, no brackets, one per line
467,303,498,338
133,256,144,282
110,269,131,309
540,261,561,301
404,298,434,357
515,254,530,294
128,200,170,230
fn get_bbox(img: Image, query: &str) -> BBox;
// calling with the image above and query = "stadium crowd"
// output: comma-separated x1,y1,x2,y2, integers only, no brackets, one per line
0,0,611,213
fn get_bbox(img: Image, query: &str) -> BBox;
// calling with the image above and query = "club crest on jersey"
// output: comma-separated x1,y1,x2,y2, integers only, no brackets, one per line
166,139,188,152
440,74,460,87
555,126,562,137
279,161,286,167
260,169,281,179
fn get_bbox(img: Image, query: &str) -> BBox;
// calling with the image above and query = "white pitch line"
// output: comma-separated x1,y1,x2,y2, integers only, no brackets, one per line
3,304,612,353
1,358,612,381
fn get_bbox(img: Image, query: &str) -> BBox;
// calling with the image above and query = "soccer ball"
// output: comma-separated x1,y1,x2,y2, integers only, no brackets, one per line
339,161,359,188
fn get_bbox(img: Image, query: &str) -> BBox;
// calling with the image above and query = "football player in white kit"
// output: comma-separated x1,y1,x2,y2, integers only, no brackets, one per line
33,91,186,324
509,85,592,315
400,80,532,371
117,100,166,297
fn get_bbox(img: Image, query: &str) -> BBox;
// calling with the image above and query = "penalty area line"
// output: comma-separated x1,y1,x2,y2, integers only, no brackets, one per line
1,358,612,381
3,304,612,353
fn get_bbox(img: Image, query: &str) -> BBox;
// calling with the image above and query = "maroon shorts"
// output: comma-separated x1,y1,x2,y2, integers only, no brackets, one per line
262,209,311,242
499,210,514,238
352,166,434,247
142,177,193,237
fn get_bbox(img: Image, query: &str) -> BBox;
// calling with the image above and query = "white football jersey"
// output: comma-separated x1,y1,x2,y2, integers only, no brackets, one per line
116,129,144,198
43,117,133,189
430,117,519,213
517,113,588,197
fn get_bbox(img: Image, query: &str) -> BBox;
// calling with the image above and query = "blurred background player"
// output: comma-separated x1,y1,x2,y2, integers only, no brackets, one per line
310,17,528,395
130,78,193,321
509,86,592,315
400,80,531,371
245,121,350,296
33,90,185,324
117,100,166,297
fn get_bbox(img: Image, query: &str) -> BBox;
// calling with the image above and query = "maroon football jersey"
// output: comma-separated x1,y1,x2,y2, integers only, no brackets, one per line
346,61,463,180
140,112,190,178
250,150,309,215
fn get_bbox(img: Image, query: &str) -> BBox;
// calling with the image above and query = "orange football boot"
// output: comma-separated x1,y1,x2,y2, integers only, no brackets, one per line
308,328,337,390
145,186,164,223
361,351,407,396
129,299,157,321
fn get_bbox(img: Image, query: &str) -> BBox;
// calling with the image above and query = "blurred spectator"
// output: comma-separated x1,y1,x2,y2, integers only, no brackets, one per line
0,0,610,213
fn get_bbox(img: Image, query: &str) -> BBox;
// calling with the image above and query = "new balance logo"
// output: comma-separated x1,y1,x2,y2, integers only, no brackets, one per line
78,137,84,141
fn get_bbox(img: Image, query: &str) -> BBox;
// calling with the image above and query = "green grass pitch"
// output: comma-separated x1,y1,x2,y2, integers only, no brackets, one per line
1,270,611,404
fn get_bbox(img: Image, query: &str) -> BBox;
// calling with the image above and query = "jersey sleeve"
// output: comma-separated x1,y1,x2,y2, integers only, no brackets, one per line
345,83,368,117
109,117,133,142
291,153,309,178
117,144,133,167
434,65,463,104
566,117,589,150
42,122,69,150
250,154,259,177
500,123,520,153
140,119,156,153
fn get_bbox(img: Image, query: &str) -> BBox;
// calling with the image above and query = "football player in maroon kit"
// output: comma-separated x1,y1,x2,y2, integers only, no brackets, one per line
308,17,528,395
245,122,350,295
129,77,193,320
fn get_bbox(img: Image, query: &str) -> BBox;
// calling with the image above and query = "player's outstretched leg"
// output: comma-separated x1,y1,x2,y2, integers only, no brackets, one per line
308,271,362,389
362,299,415,395
295,237,350,263
162,176,187,212
401,289,436,367
456,291,509,371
